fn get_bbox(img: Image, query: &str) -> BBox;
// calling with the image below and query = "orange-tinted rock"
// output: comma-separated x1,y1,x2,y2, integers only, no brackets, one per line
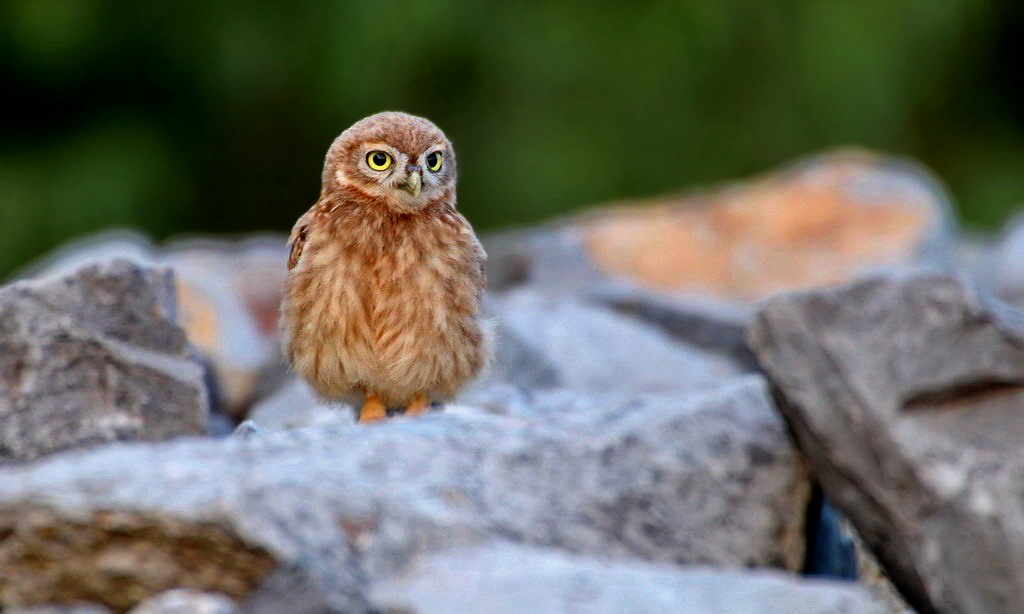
580,150,951,300
175,282,220,359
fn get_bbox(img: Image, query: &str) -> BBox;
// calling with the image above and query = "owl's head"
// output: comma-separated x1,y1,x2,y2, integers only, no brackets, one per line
322,111,457,214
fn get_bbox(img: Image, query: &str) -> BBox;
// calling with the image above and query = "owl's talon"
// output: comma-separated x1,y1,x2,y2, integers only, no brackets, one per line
359,394,387,423
405,393,429,417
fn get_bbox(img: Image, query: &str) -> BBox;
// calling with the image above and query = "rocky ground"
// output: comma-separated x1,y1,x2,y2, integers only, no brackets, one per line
1,149,1021,613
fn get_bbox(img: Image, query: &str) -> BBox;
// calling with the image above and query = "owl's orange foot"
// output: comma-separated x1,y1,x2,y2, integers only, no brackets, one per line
405,393,429,417
359,394,387,424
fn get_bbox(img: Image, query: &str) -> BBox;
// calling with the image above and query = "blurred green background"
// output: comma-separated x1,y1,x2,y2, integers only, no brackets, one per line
2,1,1023,277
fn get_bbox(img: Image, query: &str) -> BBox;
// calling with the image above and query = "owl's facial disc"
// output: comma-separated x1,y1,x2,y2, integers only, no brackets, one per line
338,138,452,213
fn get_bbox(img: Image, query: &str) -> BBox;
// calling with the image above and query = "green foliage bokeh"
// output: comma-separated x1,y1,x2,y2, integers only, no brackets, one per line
2,0,1023,277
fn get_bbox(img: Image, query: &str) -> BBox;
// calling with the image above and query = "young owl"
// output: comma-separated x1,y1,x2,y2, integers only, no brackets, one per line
281,111,489,423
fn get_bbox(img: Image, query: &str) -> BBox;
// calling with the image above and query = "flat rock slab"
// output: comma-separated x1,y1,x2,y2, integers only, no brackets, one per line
586,281,759,369
246,377,353,431
0,376,808,612
371,543,884,614
749,270,1024,614
7,606,112,614
0,259,207,464
129,590,237,614
489,289,745,394
487,149,954,301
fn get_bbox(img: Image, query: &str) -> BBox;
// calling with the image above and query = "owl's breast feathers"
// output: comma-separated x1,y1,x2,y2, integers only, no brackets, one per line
281,197,488,404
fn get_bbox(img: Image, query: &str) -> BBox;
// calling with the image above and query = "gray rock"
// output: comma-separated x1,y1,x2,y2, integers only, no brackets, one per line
748,270,1024,614
208,409,239,439
476,313,561,390
952,231,998,298
483,227,607,294
240,564,335,614
848,522,915,614
988,213,1024,305
587,281,758,369
489,288,745,394
230,420,264,441
129,590,237,614
6,605,111,614
0,376,807,612
21,231,290,419
246,378,347,432
370,543,884,614
0,259,207,464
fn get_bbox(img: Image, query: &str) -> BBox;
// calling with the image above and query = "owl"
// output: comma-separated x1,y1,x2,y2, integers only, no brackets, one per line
281,111,490,423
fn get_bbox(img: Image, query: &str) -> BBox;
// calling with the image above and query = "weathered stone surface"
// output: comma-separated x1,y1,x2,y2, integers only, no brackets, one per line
239,564,335,614
7,605,112,614
229,420,264,441
371,543,884,614
489,288,745,394
987,213,1024,305
246,378,346,432
0,259,207,464
484,227,606,294
848,522,914,614
22,232,290,418
478,313,561,390
749,270,1024,614
487,150,954,302
206,408,238,439
587,281,758,369
952,231,998,297
0,507,274,612
0,376,807,612
128,590,237,614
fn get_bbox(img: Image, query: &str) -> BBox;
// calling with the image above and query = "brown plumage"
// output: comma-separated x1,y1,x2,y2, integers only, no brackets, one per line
281,111,489,422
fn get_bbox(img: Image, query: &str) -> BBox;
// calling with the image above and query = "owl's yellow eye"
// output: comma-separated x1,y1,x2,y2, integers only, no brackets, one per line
425,151,443,172
367,151,392,171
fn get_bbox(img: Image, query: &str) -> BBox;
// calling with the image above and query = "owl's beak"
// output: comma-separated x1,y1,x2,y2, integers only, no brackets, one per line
402,171,422,197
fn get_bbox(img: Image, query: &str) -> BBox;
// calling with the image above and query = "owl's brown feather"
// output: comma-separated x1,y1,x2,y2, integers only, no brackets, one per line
287,222,308,271
281,112,489,417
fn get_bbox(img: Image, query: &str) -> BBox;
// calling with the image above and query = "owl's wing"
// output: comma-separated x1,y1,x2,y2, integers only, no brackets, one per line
473,240,487,291
466,224,488,298
287,216,310,271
